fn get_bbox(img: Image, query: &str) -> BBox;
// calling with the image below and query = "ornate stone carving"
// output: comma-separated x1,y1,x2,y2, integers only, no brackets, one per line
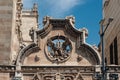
29,27,34,41
66,16,75,24
43,16,52,25
45,36,72,63
32,73,41,80
16,0,23,43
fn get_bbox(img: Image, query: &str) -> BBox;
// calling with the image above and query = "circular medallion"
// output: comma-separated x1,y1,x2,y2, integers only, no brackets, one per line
45,36,72,63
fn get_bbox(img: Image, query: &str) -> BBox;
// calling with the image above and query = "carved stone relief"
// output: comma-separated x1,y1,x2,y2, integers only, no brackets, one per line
45,36,72,63
25,71,84,80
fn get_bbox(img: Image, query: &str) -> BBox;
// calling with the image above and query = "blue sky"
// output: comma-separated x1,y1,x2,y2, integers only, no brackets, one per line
23,0,102,46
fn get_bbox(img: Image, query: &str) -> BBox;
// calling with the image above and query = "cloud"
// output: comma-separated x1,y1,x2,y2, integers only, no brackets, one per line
23,0,85,27
23,0,85,17
40,0,84,17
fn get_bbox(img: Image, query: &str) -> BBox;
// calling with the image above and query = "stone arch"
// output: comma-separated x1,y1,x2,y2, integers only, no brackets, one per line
16,43,40,65
80,43,101,65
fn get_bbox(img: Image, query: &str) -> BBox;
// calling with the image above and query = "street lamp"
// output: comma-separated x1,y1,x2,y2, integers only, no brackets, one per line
100,17,113,80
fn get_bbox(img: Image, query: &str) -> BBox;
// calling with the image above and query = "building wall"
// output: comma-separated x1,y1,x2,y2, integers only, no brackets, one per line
0,73,9,80
21,6,38,45
0,0,22,65
23,28,96,66
0,0,15,64
102,0,120,65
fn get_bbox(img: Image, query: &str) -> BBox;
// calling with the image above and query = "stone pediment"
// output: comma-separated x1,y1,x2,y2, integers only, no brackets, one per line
16,16,101,67
36,16,88,39
14,16,102,80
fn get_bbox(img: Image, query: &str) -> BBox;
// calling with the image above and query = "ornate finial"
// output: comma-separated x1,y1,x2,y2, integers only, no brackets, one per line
66,15,75,24
43,16,52,25
78,28,88,44
32,3,38,17
81,27,88,37
33,3,38,11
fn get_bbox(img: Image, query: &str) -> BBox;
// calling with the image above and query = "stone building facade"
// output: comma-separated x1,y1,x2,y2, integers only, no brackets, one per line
100,0,120,65
99,0,120,79
0,0,120,80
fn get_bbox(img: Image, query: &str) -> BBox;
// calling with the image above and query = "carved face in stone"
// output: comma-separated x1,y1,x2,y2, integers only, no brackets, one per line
45,36,72,63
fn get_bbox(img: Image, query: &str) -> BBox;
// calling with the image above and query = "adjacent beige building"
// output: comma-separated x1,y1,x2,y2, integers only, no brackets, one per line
100,0,120,65
0,0,16,64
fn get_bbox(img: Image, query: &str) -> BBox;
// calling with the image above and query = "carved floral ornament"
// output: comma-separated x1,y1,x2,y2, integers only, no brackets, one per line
31,72,84,80
45,35,72,63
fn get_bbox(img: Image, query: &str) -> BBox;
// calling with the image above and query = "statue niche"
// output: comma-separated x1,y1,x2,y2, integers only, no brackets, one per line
45,36,72,63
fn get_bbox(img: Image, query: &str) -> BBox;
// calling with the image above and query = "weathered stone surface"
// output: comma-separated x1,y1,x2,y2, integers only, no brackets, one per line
0,73,9,80
0,0,13,65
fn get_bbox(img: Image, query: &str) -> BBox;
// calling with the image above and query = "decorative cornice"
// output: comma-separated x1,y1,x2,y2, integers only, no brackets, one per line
21,66,96,73
0,65,120,73
37,16,88,39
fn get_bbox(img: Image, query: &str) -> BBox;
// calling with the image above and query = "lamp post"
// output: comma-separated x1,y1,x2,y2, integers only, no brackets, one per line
100,18,113,80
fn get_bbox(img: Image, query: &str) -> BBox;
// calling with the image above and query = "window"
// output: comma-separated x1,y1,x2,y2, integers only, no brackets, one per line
110,43,113,64
114,37,118,65
109,37,118,65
